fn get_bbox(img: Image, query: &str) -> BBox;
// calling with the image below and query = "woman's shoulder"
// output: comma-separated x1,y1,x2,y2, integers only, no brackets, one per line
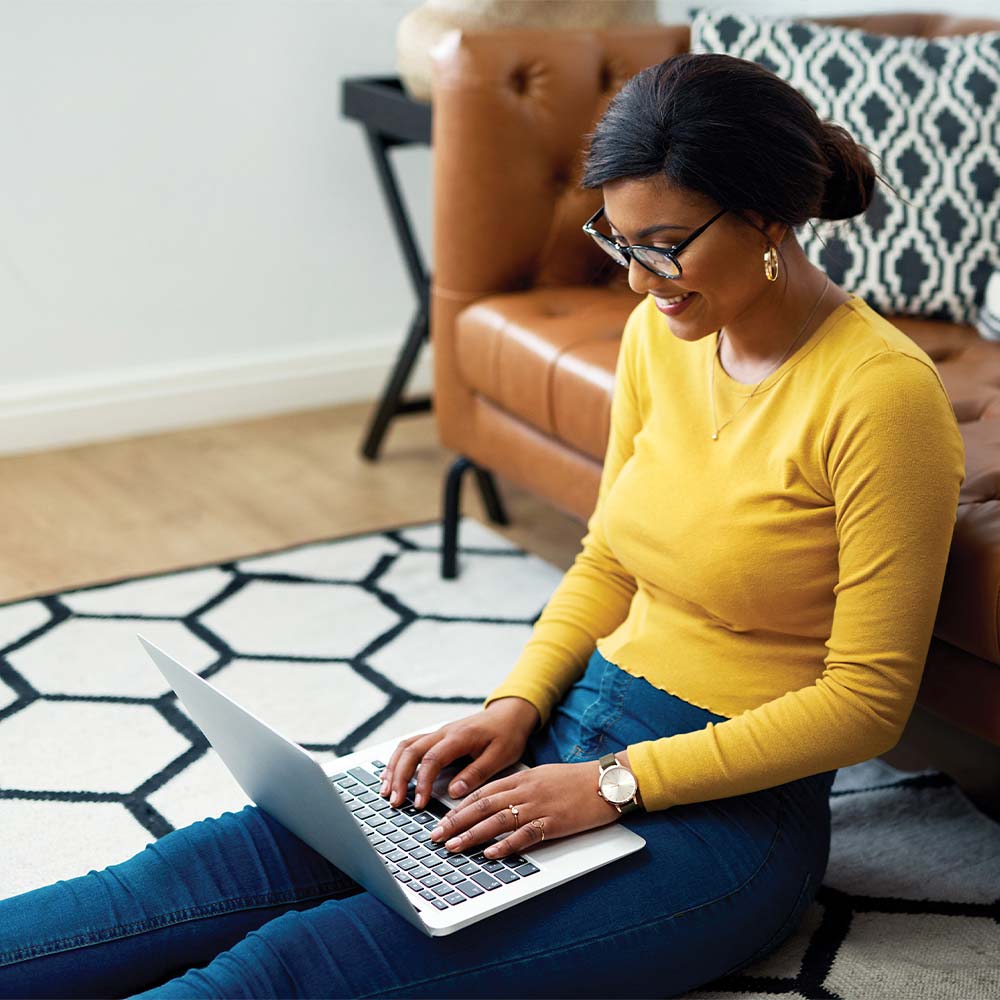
820,294,950,398
819,296,962,468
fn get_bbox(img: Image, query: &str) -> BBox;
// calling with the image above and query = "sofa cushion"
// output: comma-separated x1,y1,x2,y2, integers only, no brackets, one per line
453,286,642,461
688,6,1000,327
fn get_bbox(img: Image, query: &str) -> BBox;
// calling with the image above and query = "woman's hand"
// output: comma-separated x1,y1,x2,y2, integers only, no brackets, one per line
380,698,540,811
427,760,622,859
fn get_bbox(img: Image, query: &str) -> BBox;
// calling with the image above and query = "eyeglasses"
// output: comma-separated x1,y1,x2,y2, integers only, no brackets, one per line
581,205,728,280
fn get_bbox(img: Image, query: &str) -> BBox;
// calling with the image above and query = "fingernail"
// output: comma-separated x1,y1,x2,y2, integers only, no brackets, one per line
431,825,443,839
380,781,388,794
450,780,467,797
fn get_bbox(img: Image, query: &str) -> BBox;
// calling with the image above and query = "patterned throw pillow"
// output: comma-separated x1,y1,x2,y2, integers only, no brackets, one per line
688,6,1000,326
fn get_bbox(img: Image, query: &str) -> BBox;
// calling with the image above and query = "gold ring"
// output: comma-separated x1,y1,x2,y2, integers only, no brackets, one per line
507,804,520,829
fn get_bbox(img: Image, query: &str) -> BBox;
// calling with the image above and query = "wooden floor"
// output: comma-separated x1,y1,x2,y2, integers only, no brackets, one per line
3,401,998,819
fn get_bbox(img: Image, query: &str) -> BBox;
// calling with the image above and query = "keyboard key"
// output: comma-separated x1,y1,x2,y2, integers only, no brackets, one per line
420,874,442,888
459,862,479,876
514,862,540,877
444,871,465,885
501,855,529,868
432,883,453,897
419,889,437,901
456,880,485,898
375,842,396,855
386,849,407,863
471,871,502,891
443,892,467,905
430,897,449,910
401,822,422,835
393,873,412,884
397,858,419,871
493,868,520,885
347,767,380,787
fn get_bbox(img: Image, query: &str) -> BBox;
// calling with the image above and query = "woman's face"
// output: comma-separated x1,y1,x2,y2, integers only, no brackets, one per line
601,176,785,344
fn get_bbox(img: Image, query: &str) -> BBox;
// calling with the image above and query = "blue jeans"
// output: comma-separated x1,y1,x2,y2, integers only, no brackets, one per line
0,645,836,999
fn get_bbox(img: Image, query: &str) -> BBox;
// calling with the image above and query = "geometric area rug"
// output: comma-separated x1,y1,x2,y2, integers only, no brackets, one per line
1,515,998,998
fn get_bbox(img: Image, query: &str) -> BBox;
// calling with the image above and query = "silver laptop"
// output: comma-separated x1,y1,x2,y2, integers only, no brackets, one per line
136,634,646,937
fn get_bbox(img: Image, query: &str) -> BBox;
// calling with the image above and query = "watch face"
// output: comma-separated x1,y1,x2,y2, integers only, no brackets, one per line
600,765,637,805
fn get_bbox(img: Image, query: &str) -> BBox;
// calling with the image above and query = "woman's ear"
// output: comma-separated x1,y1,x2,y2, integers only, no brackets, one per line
762,218,789,247
735,208,787,248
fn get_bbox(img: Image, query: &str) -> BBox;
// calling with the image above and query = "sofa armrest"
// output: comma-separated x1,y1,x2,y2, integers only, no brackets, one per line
427,24,689,450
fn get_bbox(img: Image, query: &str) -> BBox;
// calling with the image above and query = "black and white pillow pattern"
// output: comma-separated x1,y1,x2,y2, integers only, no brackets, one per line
688,7,1000,327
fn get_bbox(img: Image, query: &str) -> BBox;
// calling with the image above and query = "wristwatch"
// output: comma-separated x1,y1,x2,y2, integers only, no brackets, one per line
596,752,642,815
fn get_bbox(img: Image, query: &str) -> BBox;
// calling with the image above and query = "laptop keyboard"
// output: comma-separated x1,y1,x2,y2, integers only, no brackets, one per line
328,761,541,912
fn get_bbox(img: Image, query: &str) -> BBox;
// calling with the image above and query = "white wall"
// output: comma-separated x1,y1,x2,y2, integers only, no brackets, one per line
1,0,996,455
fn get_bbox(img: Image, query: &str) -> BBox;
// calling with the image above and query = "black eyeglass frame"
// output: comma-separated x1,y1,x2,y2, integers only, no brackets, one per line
581,205,728,280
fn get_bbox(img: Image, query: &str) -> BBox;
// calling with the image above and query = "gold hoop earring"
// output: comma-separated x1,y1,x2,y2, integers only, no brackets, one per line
764,245,779,282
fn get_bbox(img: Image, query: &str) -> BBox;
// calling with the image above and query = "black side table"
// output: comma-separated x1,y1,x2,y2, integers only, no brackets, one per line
342,75,509,572
341,75,433,461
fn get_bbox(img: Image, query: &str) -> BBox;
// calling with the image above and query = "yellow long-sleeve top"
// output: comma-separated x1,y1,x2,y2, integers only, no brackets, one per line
483,292,966,813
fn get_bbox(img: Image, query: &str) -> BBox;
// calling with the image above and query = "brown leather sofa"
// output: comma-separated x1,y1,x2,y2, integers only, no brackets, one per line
428,12,1000,749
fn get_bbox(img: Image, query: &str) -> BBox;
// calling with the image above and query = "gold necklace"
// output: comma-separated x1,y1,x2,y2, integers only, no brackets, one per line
710,276,830,441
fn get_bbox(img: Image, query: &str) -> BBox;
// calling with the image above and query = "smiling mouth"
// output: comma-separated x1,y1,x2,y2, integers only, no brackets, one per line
654,291,695,306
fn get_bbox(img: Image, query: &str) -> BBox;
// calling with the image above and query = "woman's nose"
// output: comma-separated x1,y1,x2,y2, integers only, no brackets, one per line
628,258,660,296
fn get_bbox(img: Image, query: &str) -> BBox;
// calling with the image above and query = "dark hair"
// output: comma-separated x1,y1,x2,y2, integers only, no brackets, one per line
581,52,888,248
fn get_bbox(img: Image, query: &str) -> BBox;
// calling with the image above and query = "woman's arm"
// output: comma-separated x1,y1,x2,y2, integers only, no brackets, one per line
482,304,645,731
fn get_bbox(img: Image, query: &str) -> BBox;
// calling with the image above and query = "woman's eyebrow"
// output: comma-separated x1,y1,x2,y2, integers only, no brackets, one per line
604,212,690,238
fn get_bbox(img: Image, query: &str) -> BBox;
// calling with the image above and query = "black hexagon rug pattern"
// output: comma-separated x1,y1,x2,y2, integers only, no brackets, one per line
1,516,998,998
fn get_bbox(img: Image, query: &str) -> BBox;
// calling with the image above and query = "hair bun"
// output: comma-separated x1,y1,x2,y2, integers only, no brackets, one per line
819,122,876,220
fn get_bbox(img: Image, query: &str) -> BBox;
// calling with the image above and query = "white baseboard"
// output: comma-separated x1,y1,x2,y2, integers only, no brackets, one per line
0,338,435,457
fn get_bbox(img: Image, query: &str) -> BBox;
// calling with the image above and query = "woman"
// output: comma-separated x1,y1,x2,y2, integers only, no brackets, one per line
0,52,964,998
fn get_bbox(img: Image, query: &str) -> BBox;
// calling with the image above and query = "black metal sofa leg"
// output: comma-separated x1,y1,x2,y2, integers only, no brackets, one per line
441,456,510,579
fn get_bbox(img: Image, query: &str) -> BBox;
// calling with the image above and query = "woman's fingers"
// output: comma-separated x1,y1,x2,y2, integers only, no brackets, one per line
430,777,522,850
410,741,469,810
483,816,547,858
381,733,437,806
